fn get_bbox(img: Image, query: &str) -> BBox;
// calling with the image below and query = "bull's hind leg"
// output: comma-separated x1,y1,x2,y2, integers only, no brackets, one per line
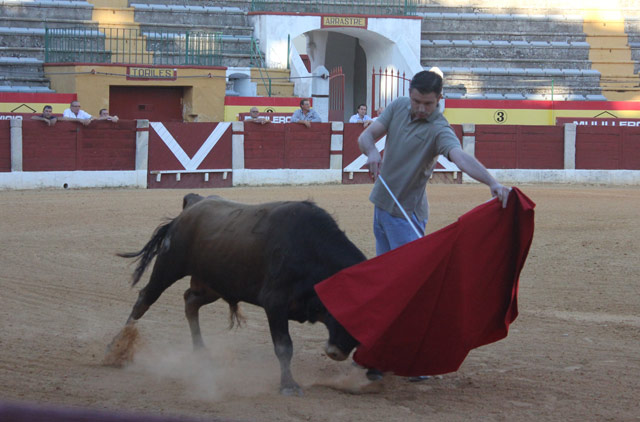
265,306,302,396
184,277,220,349
126,254,185,325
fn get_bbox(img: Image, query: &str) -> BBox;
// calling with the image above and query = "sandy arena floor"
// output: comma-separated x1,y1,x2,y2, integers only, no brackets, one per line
1,183,638,421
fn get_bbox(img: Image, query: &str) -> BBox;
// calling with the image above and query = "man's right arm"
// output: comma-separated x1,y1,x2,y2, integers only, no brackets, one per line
357,120,387,180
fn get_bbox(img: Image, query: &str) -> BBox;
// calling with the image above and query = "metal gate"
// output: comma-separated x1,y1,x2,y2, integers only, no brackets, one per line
371,67,411,117
329,66,344,122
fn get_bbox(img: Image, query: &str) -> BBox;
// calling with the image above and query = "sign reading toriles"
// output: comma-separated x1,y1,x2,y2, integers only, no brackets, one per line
126,67,177,81
321,16,367,29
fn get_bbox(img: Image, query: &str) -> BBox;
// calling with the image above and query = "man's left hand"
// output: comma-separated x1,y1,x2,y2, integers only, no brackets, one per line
491,183,511,208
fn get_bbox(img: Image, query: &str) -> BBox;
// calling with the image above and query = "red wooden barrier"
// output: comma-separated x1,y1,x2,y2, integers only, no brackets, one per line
244,123,332,169
77,120,136,170
244,123,286,168
21,121,136,172
284,123,331,169
0,120,10,172
148,122,232,189
576,126,640,170
341,123,371,184
475,125,564,169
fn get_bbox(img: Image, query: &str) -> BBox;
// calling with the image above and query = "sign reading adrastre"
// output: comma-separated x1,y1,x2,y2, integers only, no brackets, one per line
126,67,177,81
321,16,367,28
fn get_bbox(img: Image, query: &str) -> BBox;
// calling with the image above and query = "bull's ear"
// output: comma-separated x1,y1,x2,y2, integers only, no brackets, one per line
183,193,204,209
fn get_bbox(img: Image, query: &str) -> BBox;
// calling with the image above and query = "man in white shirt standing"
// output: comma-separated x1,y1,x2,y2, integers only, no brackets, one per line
349,104,373,128
62,100,92,126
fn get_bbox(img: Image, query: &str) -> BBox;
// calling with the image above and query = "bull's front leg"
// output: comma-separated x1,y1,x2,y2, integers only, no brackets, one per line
265,309,302,396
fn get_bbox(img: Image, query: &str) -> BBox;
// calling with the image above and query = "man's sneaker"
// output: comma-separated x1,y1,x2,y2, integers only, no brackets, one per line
366,368,384,381
408,375,431,382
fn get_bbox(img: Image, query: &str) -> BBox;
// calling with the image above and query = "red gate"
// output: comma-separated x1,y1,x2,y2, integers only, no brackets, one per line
371,67,411,117
329,66,344,122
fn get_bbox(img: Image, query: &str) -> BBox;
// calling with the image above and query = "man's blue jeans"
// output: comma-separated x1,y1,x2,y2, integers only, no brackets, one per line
373,206,427,255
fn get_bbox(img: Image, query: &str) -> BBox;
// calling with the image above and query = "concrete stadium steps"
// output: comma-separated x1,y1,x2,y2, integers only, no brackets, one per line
420,30,587,43
583,12,638,100
626,18,640,74
0,28,46,50
0,57,45,78
137,21,253,37
420,12,585,35
0,75,51,89
436,67,604,100
0,85,54,93
251,68,294,97
423,57,593,71
132,3,256,66
0,16,99,29
0,58,50,91
0,27,107,58
0,47,44,61
131,3,248,28
128,0,251,7
0,0,94,21
420,40,590,63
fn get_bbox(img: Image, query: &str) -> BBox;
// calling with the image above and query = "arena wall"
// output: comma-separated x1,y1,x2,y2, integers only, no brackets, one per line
1,119,639,190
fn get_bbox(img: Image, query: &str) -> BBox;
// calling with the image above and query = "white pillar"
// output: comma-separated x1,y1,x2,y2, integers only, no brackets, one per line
462,123,476,157
564,123,576,170
330,121,344,170
135,120,149,171
232,121,245,170
10,119,22,172
312,65,330,122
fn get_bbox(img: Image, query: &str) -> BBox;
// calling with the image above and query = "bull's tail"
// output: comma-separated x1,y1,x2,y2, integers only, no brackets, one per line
118,219,175,286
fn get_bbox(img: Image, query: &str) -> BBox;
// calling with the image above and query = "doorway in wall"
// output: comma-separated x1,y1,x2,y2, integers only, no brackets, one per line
109,86,184,121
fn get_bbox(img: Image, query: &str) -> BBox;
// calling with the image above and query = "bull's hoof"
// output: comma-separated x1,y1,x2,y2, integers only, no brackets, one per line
366,368,383,381
280,384,303,397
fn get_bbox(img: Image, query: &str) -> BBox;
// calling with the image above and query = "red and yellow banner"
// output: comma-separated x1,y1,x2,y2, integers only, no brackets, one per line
443,99,640,125
0,92,77,118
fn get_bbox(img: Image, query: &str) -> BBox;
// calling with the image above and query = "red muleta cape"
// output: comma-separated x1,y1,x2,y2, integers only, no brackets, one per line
315,187,535,376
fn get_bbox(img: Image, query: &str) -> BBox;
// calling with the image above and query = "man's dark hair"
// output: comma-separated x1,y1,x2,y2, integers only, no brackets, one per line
43,105,52,111
300,98,310,107
409,70,443,96
357,104,366,110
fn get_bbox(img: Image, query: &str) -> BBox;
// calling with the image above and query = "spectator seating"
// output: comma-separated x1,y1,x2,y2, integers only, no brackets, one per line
0,0,96,92
419,11,607,100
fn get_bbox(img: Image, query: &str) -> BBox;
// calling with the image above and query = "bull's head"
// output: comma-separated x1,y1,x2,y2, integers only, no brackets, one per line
297,287,359,361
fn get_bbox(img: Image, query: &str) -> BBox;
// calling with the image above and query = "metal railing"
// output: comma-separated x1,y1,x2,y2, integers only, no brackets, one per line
250,37,272,97
44,27,225,66
250,0,417,16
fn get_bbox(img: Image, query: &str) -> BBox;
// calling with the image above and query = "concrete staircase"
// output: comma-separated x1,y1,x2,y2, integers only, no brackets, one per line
251,68,295,97
583,10,640,101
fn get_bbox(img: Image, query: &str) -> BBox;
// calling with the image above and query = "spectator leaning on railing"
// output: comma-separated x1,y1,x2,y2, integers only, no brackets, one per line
245,106,271,125
62,100,92,126
98,108,119,122
31,105,58,126
349,103,373,128
291,98,321,128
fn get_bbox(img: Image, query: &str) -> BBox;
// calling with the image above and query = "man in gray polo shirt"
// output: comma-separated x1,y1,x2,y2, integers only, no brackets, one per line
357,70,511,380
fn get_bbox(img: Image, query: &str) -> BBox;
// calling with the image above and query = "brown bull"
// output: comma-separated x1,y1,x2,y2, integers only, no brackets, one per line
114,194,364,395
